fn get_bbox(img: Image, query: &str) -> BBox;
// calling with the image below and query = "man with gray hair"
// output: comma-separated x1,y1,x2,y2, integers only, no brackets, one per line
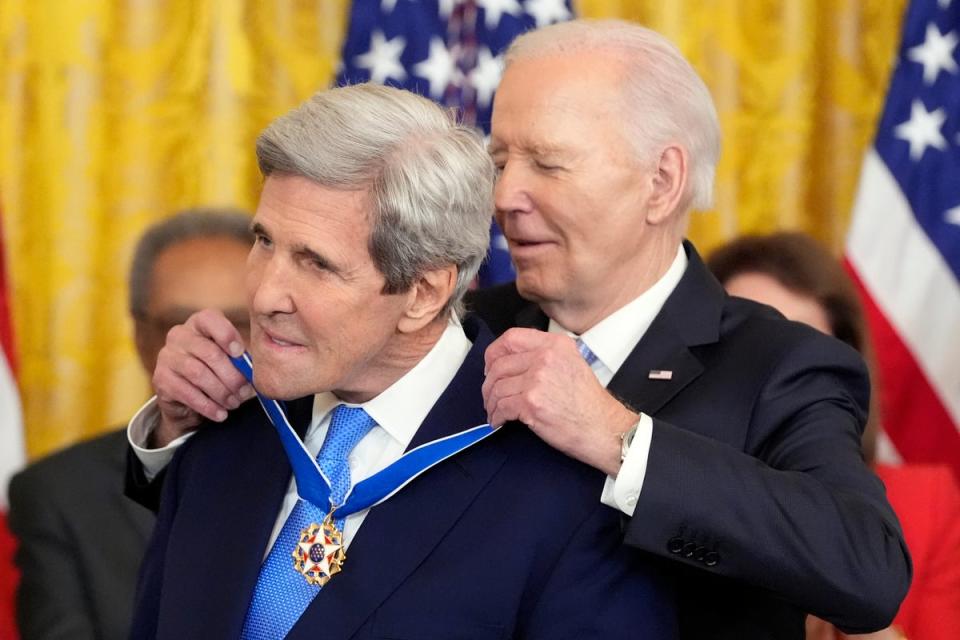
132,20,910,638
128,83,676,639
8,208,251,640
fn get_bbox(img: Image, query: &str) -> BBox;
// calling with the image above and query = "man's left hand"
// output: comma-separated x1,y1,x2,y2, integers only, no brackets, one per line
482,328,638,477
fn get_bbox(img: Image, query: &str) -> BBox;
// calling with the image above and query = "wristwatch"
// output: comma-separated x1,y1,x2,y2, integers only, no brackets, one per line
620,421,640,463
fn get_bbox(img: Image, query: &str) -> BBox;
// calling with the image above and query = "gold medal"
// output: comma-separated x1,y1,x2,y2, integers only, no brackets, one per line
292,510,346,586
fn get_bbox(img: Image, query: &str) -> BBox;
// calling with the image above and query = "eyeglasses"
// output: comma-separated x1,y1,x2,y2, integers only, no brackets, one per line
134,311,251,337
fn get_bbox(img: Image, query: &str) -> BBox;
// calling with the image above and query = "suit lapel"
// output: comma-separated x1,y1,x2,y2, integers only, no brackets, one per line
290,320,508,639
608,325,704,416
609,243,724,415
180,396,314,637
508,286,705,415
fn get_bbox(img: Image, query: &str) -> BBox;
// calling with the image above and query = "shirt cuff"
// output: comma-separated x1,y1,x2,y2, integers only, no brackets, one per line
127,396,195,481
600,413,653,516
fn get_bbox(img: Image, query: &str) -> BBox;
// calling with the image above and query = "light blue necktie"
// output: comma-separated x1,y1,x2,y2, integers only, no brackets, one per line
241,405,376,640
576,337,599,366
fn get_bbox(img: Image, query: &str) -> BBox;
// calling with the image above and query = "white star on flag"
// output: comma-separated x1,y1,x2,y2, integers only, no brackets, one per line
524,0,572,26
939,0,952,9
414,37,459,98
477,0,523,30
894,99,948,160
947,205,960,226
354,31,407,84
907,22,959,85
381,0,398,13
469,47,503,108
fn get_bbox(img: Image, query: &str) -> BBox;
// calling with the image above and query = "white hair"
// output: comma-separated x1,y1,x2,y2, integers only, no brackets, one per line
505,19,721,212
256,83,494,317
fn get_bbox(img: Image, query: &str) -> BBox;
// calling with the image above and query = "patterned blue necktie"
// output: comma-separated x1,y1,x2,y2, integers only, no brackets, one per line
241,405,376,640
576,337,599,366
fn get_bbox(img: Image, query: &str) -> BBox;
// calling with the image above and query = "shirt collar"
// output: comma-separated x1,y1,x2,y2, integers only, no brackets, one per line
311,316,472,448
548,245,687,375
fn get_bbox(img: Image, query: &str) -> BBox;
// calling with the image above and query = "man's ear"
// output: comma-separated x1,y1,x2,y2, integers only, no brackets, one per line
645,144,688,225
397,264,458,333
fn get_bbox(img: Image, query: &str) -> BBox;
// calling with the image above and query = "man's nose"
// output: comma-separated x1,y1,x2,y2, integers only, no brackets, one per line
250,256,296,316
494,160,533,216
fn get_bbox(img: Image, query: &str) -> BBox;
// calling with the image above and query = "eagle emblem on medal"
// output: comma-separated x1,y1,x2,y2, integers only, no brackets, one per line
292,517,345,586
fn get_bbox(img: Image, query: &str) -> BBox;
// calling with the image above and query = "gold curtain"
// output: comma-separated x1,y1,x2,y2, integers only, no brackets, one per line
1,0,907,459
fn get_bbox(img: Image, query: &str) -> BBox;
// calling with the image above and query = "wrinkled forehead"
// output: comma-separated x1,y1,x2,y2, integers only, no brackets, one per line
493,55,628,131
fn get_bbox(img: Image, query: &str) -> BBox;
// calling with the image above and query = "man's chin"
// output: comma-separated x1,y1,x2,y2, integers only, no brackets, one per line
514,272,554,305
251,372,306,401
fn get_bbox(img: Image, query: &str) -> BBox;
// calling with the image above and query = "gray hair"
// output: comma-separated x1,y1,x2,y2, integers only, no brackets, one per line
129,208,253,318
505,19,721,212
256,83,494,318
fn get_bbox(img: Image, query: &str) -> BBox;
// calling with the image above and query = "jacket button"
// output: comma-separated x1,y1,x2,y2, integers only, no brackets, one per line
693,546,706,562
704,551,719,566
667,537,684,554
681,542,697,558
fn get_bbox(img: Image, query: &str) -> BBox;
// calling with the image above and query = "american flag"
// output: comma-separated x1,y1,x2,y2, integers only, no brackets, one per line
0,209,24,507
336,0,574,287
0,207,24,638
845,0,960,475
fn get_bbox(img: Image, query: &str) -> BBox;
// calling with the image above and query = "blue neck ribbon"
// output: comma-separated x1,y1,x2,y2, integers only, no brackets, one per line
230,352,496,518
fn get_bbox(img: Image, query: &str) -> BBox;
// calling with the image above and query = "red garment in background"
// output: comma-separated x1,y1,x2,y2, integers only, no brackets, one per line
875,464,960,640
0,513,19,640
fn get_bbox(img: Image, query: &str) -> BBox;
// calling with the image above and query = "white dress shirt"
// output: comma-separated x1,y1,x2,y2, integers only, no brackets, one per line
129,319,472,552
548,245,687,516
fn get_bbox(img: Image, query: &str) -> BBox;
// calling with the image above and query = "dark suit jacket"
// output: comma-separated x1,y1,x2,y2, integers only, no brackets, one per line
130,318,677,639
466,242,911,639
9,429,154,640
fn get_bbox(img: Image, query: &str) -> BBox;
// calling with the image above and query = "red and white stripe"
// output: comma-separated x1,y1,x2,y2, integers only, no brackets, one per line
845,149,960,474
0,351,22,510
0,210,23,639
0,215,24,509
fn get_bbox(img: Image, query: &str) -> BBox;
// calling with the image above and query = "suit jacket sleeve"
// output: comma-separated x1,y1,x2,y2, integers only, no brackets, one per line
8,471,98,640
124,444,166,513
128,443,183,639
522,501,677,639
625,331,910,633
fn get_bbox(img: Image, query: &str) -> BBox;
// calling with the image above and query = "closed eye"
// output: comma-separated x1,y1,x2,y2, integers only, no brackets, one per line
296,247,337,275
534,160,562,172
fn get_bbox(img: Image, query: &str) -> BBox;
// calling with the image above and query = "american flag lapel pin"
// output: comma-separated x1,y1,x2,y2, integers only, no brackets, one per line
648,370,673,380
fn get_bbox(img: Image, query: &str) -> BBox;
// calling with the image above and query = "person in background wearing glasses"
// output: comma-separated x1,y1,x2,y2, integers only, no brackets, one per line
7,209,252,640
707,231,960,640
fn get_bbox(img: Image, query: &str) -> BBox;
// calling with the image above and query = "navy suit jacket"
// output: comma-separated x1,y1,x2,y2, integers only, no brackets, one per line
467,242,911,639
130,318,677,639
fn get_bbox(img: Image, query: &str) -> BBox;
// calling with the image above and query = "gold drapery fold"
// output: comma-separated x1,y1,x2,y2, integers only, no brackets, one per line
579,0,906,250
1,0,907,458
1,1,348,457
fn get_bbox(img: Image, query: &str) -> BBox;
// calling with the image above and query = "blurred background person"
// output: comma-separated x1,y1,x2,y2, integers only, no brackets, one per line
7,209,252,640
708,231,960,640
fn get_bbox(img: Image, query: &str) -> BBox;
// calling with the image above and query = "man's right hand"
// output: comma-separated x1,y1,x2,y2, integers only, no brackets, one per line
151,309,255,448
